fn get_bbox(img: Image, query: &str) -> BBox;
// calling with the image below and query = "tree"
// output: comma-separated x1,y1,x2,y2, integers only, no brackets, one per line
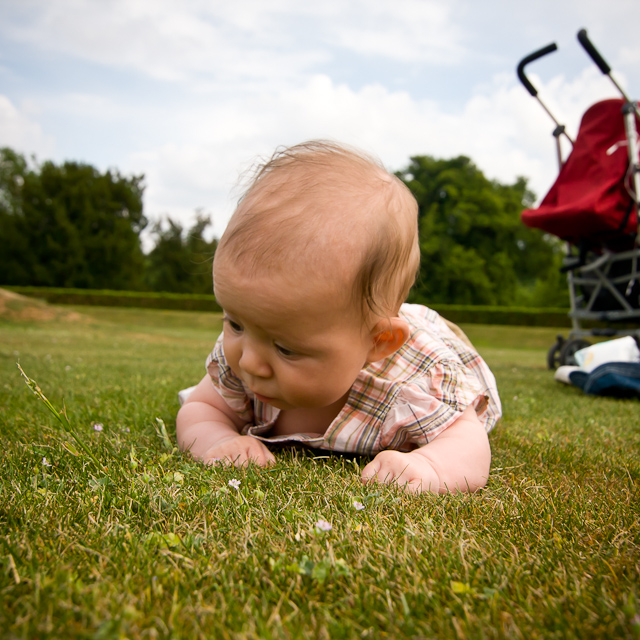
144,213,218,294
397,155,567,307
0,148,32,284
0,147,147,290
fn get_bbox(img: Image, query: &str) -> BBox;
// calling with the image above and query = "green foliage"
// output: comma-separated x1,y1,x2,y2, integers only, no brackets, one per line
144,213,217,294
0,147,216,295
398,156,568,307
0,147,147,290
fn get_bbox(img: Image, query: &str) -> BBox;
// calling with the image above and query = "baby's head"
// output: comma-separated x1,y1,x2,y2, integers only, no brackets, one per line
214,140,420,325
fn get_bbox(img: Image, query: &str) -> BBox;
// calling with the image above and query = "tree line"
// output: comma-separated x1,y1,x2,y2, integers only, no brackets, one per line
0,147,217,294
0,146,567,307
399,155,567,308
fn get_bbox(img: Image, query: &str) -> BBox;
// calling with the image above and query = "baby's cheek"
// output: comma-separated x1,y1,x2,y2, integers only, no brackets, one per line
290,381,333,408
290,384,323,407
222,339,240,370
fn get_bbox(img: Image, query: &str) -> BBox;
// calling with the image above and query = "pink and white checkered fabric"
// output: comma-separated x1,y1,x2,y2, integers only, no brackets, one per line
206,304,501,455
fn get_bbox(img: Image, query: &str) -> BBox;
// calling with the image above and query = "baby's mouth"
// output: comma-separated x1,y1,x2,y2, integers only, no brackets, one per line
252,391,276,404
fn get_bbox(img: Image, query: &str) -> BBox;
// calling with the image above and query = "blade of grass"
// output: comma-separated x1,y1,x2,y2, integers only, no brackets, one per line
16,362,103,469
155,417,173,451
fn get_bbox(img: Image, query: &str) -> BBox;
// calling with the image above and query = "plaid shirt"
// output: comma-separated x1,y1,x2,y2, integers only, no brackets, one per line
206,304,501,455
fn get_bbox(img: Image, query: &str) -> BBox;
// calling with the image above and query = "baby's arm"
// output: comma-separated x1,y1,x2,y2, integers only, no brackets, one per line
176,375,275,467
361,406,491,494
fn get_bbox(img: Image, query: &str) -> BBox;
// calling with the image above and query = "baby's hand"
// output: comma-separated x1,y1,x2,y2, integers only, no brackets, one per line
361,450,441,494
203,435,275,468
362,408,491,494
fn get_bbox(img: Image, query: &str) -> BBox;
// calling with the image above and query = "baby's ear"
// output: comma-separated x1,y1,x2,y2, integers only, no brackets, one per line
367,317,410,363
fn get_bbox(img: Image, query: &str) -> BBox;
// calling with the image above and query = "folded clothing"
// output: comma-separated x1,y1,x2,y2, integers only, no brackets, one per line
568,362,640,398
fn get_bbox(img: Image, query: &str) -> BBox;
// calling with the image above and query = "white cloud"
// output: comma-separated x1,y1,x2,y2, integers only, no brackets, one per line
0,0,470,89
0,96,55,159
128,52,637,239
124,72,555,238
2,0,330,86
331,0,464,63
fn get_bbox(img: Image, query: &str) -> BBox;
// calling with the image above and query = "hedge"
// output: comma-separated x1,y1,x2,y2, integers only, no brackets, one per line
5,286,222,313
427,304,572,327
4,285,574,326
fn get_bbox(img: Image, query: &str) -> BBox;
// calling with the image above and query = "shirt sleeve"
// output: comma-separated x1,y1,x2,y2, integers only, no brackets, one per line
399,303,502,436
377,358,485,451
205,333,254,423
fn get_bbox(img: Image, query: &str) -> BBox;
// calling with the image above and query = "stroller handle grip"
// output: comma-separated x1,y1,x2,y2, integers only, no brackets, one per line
577,28,611,75
517,43,558,97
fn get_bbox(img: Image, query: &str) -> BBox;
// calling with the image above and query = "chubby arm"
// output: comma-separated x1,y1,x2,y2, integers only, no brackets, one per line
176,375,275,466
361,405,491,494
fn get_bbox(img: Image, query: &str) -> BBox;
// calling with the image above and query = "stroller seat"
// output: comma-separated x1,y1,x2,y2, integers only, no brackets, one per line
522,98,639,251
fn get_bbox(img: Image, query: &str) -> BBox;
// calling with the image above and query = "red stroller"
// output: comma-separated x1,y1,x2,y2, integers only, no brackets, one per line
517,29,640,368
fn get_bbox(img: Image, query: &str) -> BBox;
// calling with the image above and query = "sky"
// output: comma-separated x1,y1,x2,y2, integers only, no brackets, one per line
1,0,639,246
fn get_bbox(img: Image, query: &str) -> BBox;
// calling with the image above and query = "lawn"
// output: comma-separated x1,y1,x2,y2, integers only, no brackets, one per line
0,298,639,639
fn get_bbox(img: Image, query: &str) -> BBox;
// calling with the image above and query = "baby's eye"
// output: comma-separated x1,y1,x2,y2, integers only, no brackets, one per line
224,316,243,333
275,343,298,358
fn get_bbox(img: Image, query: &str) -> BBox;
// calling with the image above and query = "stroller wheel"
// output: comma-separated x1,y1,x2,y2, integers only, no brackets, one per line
547,336,565,370
559,338,591,367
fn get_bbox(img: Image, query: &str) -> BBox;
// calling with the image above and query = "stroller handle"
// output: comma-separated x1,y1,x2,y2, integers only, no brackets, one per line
517,43,558,97
577,29,611,75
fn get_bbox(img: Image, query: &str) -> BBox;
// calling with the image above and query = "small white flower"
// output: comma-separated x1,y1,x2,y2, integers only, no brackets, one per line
228,478,241,490
92,422,104,432
315,519,332,532
353,501,365,511
42,457,52,467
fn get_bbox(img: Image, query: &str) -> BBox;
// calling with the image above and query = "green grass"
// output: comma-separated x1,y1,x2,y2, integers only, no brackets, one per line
1,304,639,639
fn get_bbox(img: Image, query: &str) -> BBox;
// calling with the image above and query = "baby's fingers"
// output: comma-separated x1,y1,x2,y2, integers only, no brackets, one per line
204,436,275,468
234,439,275,467
361,451,428,493
237,443,276,467
361,450,406,484
205,449,272,468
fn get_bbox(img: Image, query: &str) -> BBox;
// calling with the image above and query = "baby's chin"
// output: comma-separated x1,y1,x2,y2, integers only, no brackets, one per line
252,393,297,411
253,392,283,406
254,391,349,413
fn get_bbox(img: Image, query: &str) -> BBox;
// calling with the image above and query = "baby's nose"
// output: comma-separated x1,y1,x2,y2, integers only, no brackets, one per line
238,343,272,378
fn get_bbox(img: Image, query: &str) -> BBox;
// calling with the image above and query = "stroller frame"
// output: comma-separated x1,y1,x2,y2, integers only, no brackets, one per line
517,29,640,368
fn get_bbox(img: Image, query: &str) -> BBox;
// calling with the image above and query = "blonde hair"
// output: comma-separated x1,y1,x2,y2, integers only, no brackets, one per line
214,140,420,319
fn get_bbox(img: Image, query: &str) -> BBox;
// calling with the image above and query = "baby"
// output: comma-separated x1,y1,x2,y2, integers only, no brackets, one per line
176,140,501,494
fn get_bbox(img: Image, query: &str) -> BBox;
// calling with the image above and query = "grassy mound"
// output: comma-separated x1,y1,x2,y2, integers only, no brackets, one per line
0,288,89,324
